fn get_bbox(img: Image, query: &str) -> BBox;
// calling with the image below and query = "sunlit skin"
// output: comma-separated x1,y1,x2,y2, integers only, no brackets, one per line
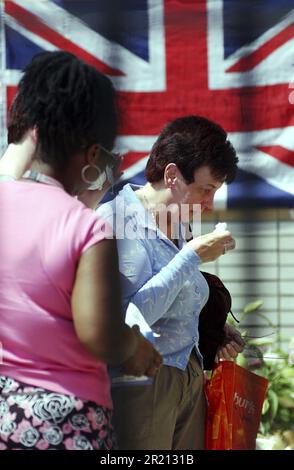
136,164,224,231
0,130,37,178
167,165,224,217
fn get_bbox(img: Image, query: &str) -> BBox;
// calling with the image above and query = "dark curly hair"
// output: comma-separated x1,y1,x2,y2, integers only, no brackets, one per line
8,51,118,170
145,115,238,184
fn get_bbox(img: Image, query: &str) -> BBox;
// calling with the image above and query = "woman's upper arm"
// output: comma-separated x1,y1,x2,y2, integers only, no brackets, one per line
71,239,131,363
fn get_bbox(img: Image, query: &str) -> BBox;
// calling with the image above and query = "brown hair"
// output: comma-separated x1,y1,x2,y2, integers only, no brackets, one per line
145,115,238,184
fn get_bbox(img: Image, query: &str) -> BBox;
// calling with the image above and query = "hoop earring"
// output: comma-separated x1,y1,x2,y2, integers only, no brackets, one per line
81,164,106,191
81,164,101,184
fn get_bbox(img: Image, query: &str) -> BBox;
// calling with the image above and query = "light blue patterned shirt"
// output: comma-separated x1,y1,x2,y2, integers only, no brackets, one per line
97,184,209,376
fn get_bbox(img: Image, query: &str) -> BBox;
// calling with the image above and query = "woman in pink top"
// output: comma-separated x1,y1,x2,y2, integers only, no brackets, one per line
0,51,161,450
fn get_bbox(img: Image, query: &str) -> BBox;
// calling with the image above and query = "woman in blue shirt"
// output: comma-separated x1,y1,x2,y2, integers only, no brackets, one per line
97,115,244,450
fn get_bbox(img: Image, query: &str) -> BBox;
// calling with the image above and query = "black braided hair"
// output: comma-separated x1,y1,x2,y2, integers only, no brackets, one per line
8,51,118,171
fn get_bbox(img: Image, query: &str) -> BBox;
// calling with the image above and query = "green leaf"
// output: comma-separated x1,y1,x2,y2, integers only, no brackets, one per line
236,353,249,369
280,367,294,379
247,337,275,347
277,408,291,423
262,399,270,415
243,300,263,314
267,389,279,421
278,396,294,408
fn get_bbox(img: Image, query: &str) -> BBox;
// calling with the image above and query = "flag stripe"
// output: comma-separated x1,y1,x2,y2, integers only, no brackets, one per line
120,152,148,172
256,145,294,168
227,23,294,72
5,0,124,76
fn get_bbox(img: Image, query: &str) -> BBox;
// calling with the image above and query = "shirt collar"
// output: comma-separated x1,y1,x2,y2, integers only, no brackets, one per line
118,183,157,231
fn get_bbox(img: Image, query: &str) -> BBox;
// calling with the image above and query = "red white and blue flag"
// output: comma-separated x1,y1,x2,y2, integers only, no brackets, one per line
0,0,293,208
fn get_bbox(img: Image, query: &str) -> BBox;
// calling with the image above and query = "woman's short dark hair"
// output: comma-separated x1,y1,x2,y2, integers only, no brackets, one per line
8,51,118,170
145,115,238,184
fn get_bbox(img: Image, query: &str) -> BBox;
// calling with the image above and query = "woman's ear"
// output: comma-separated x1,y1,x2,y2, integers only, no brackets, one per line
164,163,179,188
31,127,38,144
84,144,101,166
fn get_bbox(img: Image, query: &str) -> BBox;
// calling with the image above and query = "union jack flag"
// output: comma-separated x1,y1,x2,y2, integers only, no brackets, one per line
0,0,293,208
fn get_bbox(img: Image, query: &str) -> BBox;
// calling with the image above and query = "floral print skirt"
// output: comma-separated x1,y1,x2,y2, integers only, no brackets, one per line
0,375,117,450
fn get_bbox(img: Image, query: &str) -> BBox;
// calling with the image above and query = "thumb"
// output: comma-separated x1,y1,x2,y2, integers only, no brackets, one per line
132,324,141,334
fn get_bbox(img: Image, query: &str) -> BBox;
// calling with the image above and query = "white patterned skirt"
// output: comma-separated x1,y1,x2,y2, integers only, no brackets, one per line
0,375,116,450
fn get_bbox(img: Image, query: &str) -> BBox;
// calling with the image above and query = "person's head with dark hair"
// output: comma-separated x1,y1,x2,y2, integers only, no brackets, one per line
143,115,238,217
8,51,118,194
146,115,238,184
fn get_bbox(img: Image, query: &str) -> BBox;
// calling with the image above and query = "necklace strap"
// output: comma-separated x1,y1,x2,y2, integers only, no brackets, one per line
23,170,64,189
140,192,157,224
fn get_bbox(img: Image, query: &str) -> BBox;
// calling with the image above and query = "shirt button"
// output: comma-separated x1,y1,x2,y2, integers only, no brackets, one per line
192,336,197,343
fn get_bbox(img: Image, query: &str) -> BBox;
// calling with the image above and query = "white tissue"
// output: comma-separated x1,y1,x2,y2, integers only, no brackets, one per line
214,222,228,232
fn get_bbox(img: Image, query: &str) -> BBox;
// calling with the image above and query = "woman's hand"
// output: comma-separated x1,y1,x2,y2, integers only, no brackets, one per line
215,323,245,362
120,325,162,377
186,230,235,263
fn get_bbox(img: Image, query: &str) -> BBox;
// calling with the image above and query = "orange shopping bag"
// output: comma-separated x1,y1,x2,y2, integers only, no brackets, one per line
205,361,268,450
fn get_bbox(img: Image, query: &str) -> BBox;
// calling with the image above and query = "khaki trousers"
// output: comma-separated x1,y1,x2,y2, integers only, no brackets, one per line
112,351,206,450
